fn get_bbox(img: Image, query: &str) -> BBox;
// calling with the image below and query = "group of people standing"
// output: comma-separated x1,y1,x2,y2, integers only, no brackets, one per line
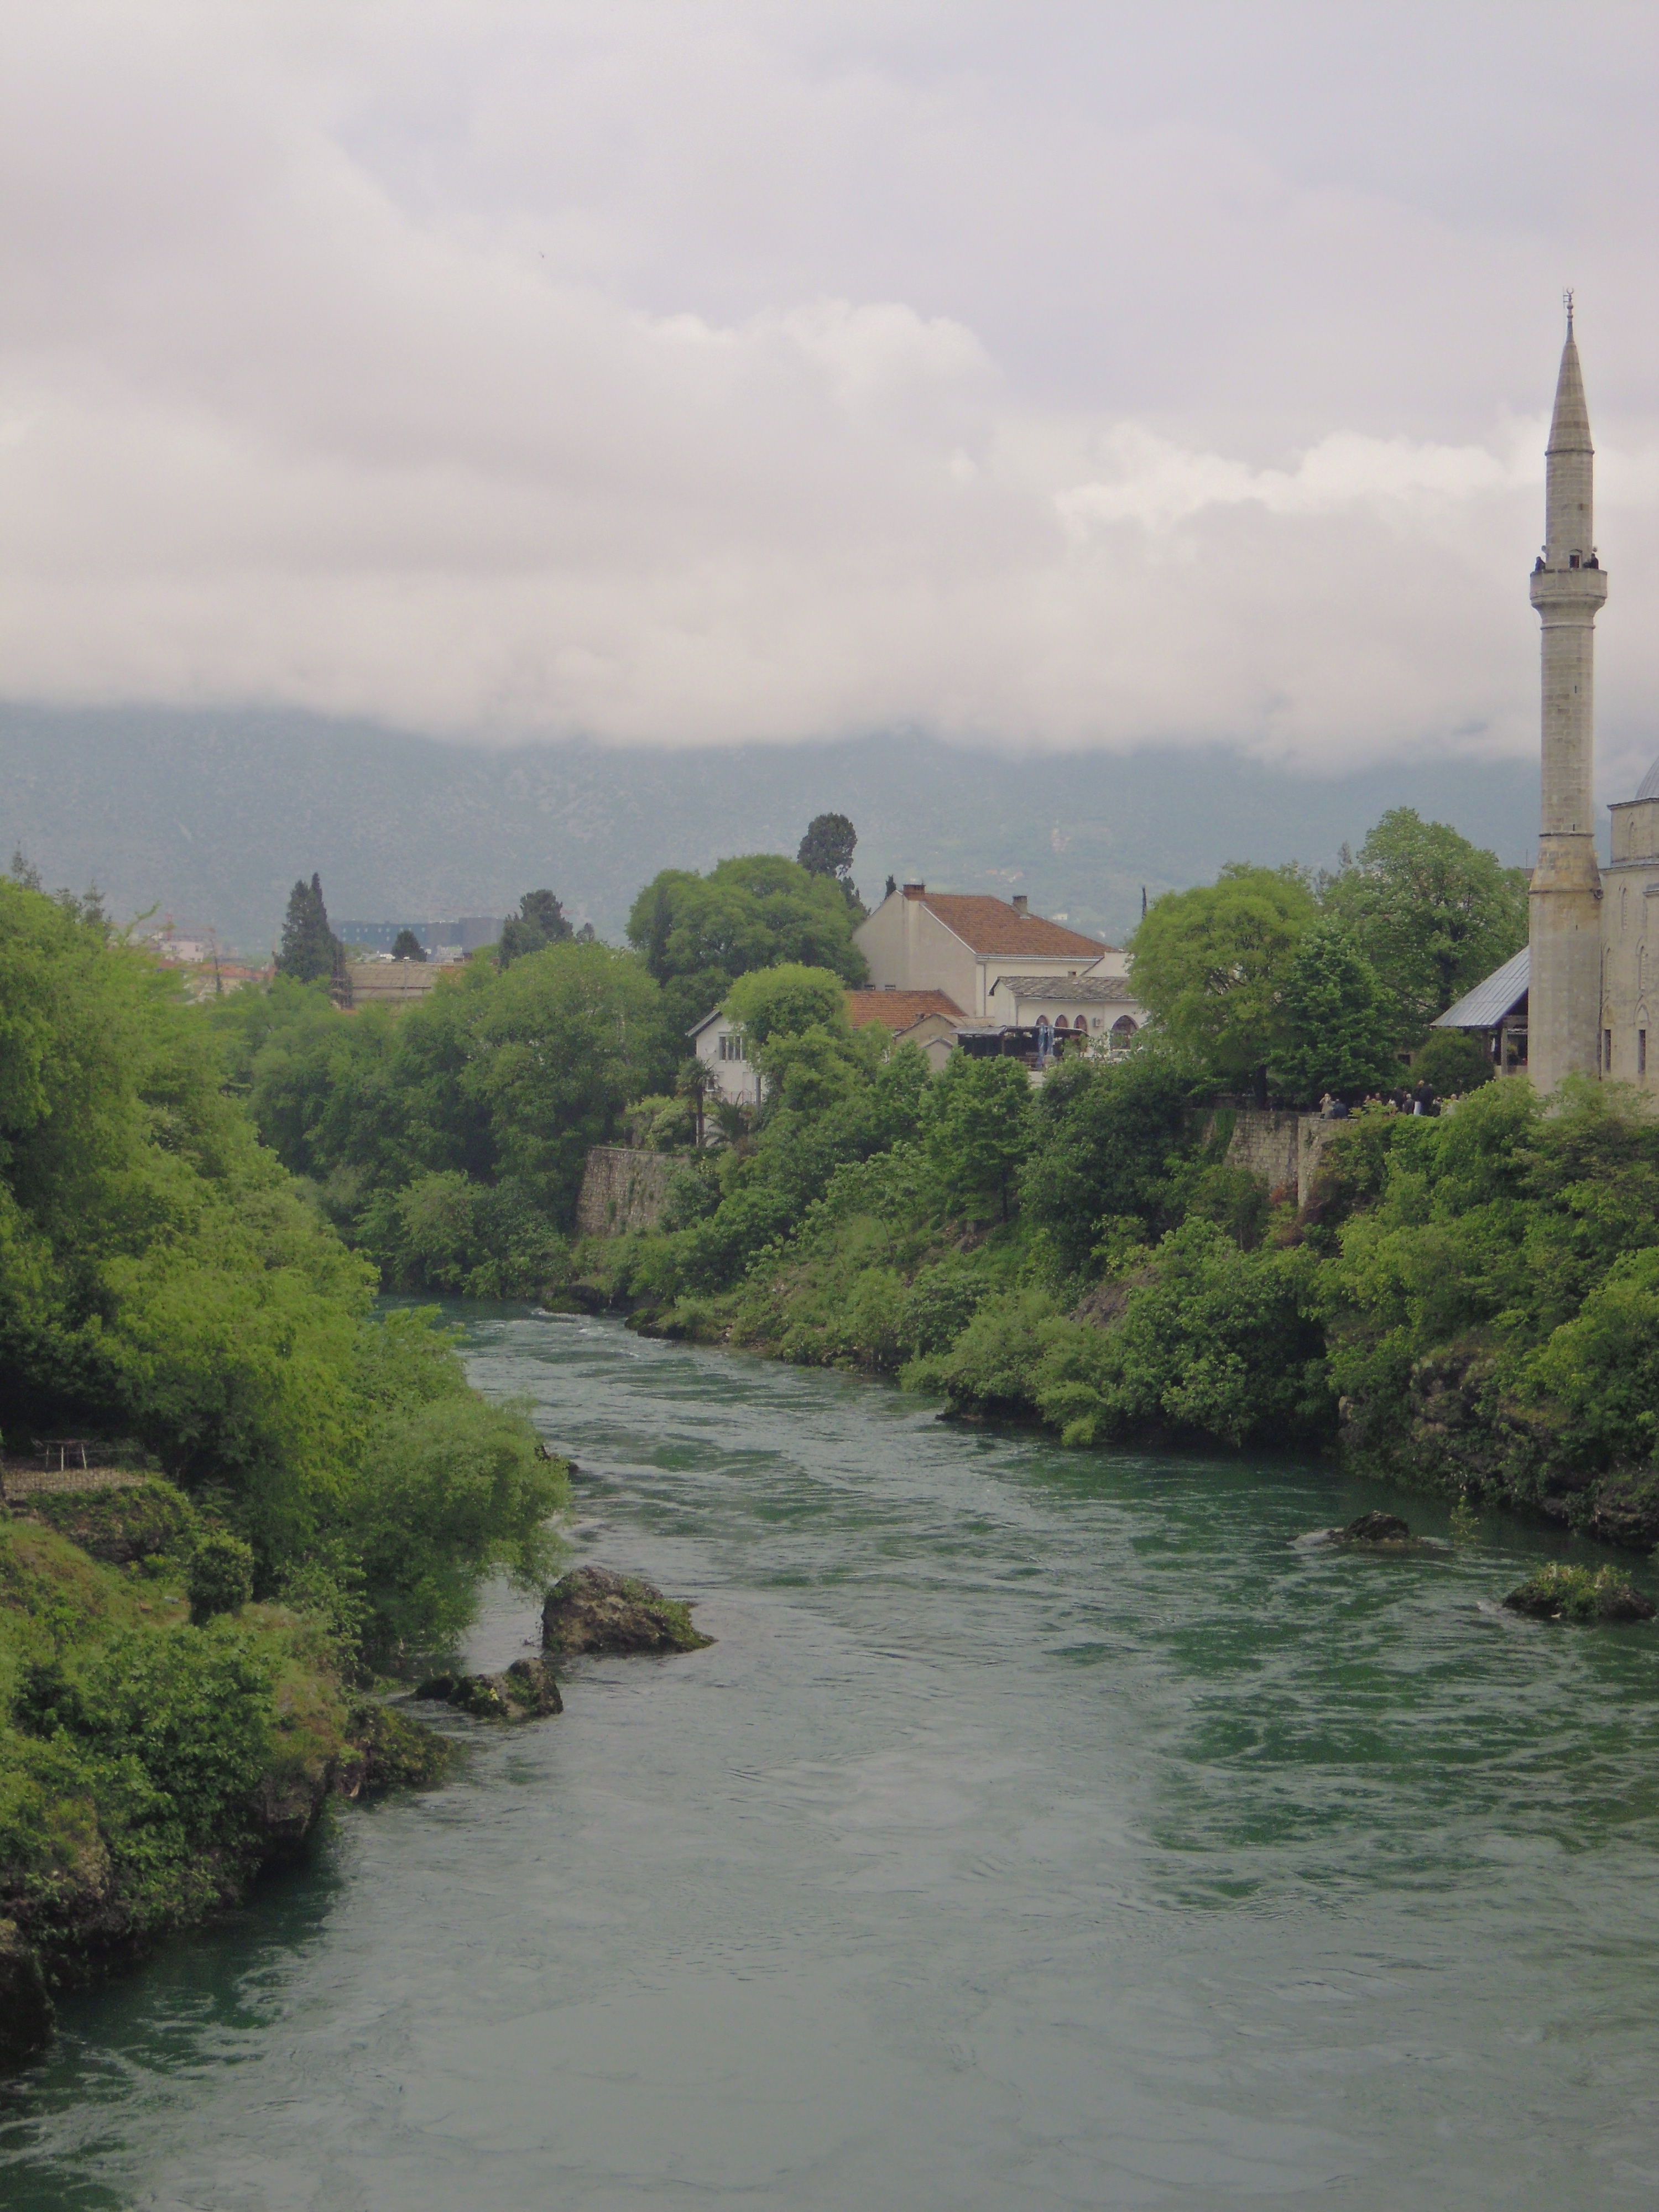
1319,1080,1439,1120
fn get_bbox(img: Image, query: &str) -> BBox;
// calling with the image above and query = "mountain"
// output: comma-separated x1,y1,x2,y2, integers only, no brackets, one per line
1,701,1540,957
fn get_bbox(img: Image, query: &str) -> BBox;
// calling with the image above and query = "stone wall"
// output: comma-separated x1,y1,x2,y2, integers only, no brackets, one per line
342,959,441,1008
575,1146,677,1237
1192,1108,1338,1208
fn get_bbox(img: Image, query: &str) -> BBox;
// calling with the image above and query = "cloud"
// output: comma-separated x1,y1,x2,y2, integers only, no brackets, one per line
1056,425,1535,535
1,1,1657,771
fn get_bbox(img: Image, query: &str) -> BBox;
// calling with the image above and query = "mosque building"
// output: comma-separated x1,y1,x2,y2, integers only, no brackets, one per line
1436,304,1658,1088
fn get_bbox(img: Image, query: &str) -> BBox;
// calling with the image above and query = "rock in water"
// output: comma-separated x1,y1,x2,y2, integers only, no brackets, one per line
541,1566,713,1656
413,1658,564,1720
1334,1510,1412,1544
1503,1564,1656,1624
0,1920,55,2068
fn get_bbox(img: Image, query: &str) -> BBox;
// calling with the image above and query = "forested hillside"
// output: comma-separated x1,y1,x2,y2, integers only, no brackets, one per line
0,701,1540,954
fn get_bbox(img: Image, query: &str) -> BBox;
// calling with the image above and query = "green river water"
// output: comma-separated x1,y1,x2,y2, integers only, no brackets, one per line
3,1309,1658,2209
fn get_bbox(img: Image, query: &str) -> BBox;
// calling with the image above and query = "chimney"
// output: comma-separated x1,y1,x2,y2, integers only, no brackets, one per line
902,881,926,899
1012,895,1029,916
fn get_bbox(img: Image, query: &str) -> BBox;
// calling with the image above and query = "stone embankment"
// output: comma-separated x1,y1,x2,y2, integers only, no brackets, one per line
575,1147,676,1237
1190,1108,1339,1208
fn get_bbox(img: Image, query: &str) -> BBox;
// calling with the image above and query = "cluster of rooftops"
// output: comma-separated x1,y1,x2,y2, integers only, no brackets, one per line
691,880,1146,1103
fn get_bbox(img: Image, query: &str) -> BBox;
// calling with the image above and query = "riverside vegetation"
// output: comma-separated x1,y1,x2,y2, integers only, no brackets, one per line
0,870,570,2062
202,812,1655,1559
3,813,1640,2052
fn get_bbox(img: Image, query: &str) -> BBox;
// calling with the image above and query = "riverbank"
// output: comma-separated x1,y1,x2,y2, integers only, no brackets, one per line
9,1307,1656,2211
0,1485,448,2068
547,1076,1659,1554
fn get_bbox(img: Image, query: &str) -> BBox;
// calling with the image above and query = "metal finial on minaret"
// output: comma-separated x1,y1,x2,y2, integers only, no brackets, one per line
1528,301,1606,1092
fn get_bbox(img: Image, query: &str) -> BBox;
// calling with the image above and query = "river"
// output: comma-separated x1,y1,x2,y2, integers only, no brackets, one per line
4,1310,1658,2209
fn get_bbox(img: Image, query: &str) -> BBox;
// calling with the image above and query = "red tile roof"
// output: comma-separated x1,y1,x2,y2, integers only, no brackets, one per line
919,895,1107,958
846,988,964,1031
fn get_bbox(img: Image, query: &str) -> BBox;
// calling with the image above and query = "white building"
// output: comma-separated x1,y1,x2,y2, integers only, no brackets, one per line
687,1006,764,1108
854,883,1144,1045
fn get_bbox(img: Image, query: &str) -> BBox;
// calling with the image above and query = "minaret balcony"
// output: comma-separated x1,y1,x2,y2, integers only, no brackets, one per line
1530,564,1609,615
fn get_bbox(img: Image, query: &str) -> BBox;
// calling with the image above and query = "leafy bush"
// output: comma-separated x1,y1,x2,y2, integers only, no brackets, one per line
919,1053,1033,1224
15,1480,194,1567
1411,1029,1496,1098
1501,1563,1653,1624
187,1530,254,1624
345,1395,569,1660
1033,1222,1330,1448
902,1289,1062,1416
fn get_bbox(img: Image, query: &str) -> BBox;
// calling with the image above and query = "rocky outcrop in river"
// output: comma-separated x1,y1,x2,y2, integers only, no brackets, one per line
414,1657,565,1719
541,1566,713,1656
1503,1565,1656,1624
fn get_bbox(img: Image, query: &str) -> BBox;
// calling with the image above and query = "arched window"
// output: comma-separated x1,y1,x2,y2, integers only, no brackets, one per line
1109,1014,1138,1055
1054,1014,1070,1031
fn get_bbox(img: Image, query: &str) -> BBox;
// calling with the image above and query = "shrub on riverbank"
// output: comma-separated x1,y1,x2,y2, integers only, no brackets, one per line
0,1509,455,2060
1,870,572,2054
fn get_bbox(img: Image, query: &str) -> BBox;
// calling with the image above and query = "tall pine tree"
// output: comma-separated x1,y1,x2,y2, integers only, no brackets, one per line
276,873,342,984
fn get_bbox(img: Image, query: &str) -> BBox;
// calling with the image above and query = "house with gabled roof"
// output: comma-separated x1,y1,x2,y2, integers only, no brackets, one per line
853,882,1131,1021
844,987,965,1073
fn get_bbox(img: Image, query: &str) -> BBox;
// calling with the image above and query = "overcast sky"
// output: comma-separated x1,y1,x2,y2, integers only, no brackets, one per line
3,2,1657,781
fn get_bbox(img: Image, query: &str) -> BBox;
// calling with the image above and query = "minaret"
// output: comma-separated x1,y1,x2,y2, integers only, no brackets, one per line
1527,296,1607,1092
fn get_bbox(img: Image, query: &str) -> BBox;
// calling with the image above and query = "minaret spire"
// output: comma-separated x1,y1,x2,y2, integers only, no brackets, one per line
1527,301,1608,1092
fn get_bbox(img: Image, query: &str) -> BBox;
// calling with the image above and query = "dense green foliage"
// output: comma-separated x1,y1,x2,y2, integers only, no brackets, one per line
1127,864,1318,1105
561,970,1659,1553
1127,811,1525,1108
1,866,574,2028
627,853,868,1041
0,873,568,1648
212,939,672,1293
795,811,863,911
1320,808,1530,1034
498,888,573,968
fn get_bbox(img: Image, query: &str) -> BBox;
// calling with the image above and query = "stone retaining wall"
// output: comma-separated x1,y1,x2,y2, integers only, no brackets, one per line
575,1146,677,1237
1,1467,148,1502
1192,1108,1340,1208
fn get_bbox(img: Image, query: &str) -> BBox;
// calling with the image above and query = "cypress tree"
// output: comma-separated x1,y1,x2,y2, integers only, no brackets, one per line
276,873,343,984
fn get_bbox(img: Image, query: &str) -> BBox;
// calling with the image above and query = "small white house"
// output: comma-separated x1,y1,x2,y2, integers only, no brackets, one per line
688,1007,764,1108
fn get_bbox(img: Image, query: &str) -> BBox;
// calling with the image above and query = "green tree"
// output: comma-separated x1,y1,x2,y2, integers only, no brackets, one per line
796,812,862,911
723,964,848,1050
1022,1047,1203,1275
466,940,671,1217
499,888,573,969
1321,810,1528,1033
390,929,427,963
723,966,875,1115
1266,921,1405,1103
275,873,341,985
627,854,867,1041
1128,865,1318,1105
1411,1027,1496,1097
921,1052,1034,1223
